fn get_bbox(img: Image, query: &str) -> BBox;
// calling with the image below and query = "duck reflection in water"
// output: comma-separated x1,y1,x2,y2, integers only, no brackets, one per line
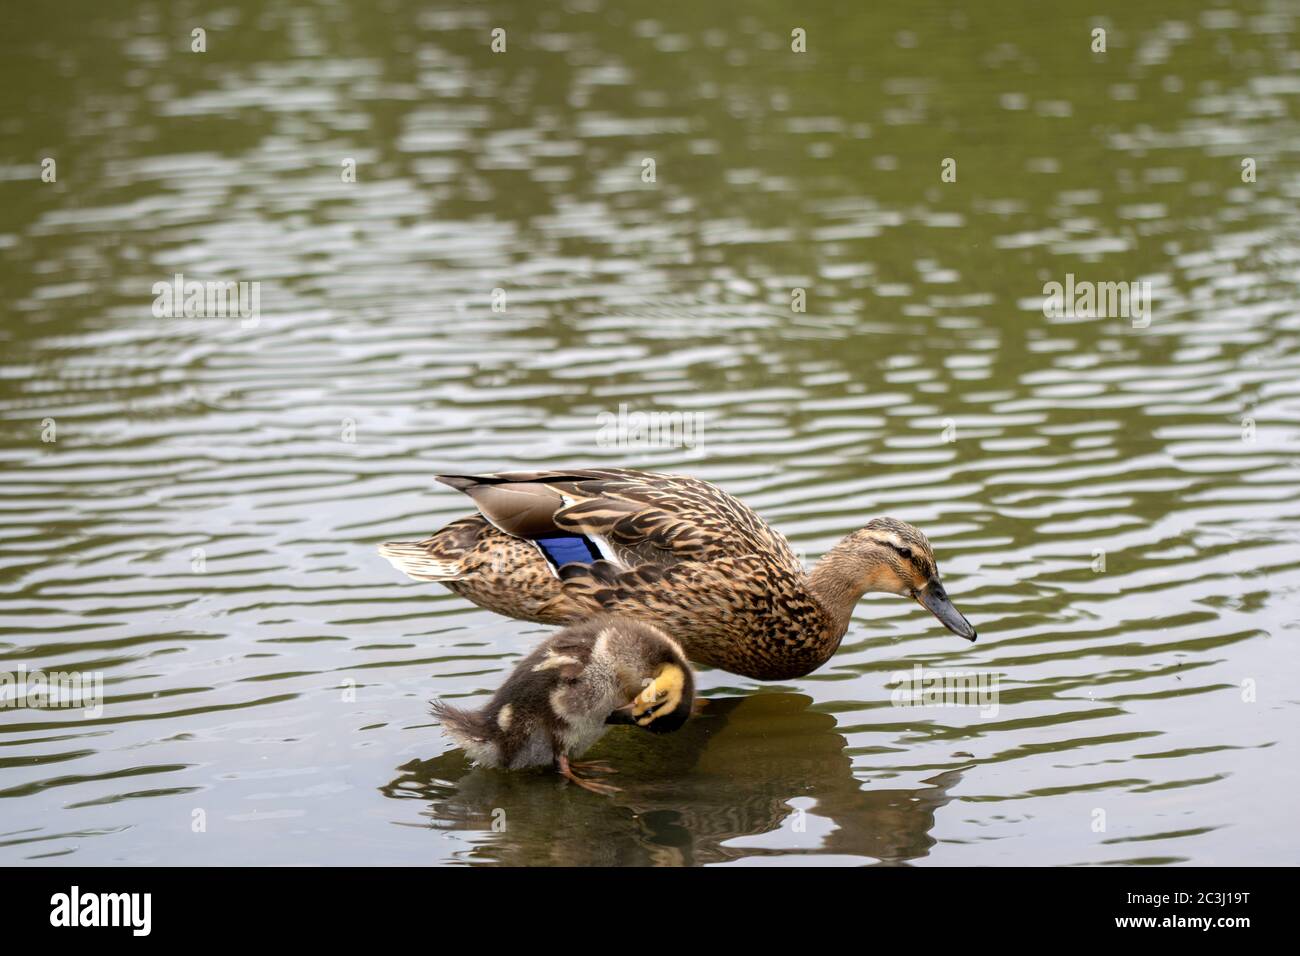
383,692,968,866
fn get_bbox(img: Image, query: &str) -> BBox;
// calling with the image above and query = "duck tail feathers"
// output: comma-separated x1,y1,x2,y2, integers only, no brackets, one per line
377,541,465,581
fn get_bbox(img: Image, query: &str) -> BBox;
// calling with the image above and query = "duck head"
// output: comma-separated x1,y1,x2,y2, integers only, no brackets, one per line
606,660,695,734
809,518,977,641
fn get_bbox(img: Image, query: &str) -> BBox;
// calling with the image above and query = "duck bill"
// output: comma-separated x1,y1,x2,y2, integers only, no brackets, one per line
917,580,977,641
605,703,639,726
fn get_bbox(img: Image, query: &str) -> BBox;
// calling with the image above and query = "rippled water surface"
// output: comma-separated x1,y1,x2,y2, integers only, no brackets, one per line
2,0,1299,866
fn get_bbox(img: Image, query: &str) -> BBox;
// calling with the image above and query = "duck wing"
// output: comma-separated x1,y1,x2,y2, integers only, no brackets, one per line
436,468,801,573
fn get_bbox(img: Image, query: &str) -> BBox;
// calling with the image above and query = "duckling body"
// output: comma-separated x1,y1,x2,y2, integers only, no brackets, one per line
432,615,694,792
382,468,976,681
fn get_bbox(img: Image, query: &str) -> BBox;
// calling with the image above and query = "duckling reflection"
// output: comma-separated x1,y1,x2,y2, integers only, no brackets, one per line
383,692,968,866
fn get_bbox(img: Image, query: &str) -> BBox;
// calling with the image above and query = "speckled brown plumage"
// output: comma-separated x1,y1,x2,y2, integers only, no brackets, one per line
379,468,976,680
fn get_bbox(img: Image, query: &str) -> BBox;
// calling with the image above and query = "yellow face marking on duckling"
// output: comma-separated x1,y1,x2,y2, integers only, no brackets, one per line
630,664,686,726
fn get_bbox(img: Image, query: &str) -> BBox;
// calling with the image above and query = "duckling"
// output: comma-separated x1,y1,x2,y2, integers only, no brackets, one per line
431,614,695,795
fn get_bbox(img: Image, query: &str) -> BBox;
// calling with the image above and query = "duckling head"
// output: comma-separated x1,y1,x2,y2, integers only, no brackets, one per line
607,660,695,734
814,517,977,641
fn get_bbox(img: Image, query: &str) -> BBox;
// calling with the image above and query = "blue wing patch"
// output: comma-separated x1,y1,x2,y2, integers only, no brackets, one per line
534,533,602,569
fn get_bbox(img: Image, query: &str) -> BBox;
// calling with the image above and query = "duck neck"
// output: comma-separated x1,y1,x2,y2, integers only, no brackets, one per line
806,538,874,642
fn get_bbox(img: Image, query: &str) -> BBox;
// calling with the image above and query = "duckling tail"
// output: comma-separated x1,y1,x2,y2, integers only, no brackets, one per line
430,699,493,746
378,541,465,581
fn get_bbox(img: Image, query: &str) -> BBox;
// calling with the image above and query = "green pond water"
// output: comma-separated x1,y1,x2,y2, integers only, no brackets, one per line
1,0,1298,865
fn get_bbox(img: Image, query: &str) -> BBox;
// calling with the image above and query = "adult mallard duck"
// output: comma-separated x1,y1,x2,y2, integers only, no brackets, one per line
432,614,694,794
380,468,976,681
